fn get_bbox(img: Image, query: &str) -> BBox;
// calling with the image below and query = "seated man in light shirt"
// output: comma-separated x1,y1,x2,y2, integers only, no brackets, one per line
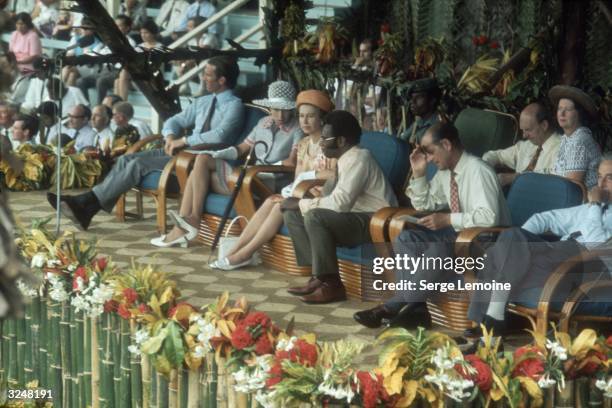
46,56,245,231
465,156,612,338
482,102,561,187
10,114,38,149
90,105,114,152
281,110,398,304
354,122,511,328
66,104,96,152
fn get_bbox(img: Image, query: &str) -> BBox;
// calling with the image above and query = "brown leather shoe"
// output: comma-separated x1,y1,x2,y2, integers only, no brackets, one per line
300,280,346,304
287,277,322,296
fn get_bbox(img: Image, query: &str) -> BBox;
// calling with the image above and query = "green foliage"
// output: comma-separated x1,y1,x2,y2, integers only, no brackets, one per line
516,0,541,47
584,1,612,88
411,0,457,47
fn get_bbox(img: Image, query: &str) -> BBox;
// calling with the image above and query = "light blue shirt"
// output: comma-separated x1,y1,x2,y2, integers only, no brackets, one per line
69,124,97,152
176,1,217,33
523,203,612,247
162,89,244,146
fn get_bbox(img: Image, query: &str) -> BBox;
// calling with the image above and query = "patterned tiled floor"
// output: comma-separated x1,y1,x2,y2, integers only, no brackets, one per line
9,189,384,343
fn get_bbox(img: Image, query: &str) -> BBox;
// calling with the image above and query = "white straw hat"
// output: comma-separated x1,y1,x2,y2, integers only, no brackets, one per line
253,81,297,110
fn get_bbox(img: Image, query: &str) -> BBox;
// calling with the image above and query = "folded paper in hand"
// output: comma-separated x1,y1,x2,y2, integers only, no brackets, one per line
281,170,316,198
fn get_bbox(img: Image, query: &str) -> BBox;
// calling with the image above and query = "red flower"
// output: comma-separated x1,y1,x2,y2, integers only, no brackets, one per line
489,41,500,49
380,23,391,34
74,266,88,283
357,371,387,408
243,311,272,329
580,351,607,375
117,303,131,320
138,303,151,314
472,36,479,46
265,362,283,388
231,326,254,350
456,355,493,392
606,335,612,347
95,257,108,271
512,346,545,379
478,35,488,45
254,335,273,355
103,300,118,313
123,288,138,305
294,339,318,366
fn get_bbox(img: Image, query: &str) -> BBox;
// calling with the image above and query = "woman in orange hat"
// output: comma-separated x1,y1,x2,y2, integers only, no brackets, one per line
210,89,336,270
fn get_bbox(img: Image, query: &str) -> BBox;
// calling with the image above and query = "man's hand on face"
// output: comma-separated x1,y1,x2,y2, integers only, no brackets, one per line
417,213,451,230
409,146,427,178
589,186,609,204
280,197,300,212
164,136,185,156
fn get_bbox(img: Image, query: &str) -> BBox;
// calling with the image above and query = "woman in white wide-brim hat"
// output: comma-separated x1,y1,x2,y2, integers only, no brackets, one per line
151,80,303,247
549,85,601,190
210,89,337,270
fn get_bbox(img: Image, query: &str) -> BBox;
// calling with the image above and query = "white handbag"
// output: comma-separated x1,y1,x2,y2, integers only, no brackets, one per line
217,216,261,266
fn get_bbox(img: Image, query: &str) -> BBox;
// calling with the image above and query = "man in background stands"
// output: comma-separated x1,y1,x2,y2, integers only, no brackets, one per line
399,78,441,145
111,101,152,139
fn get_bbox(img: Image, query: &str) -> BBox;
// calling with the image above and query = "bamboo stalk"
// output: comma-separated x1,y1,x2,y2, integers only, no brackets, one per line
23,301,33,383
30,296,41,385
180,367,189,408
169,369,179,408
216,355,227,408
39,298,48,386
7,319,18,387
207,353,217,408
150,356,158,408
60,302,73,408
49,301,63,404
112,314,122,408
102,313,115,408
199,362,207,408
187,368,200,408
157,371,169,407
130,319,142,408
91,317,100,408
227,369,236,408
84,317,93,405
142,351,151,408
70,307,80,408
16,312,26,386
120,318,132,407
76,312,86,407
0,319,5,389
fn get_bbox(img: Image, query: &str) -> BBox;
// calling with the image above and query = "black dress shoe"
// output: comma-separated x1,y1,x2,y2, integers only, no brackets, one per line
46,192,61,210
353,305,396,328
59,196,97,230
388,303,430,328
463,315,506,339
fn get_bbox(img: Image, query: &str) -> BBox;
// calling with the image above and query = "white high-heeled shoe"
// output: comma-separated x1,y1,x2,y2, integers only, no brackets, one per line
150,234,189,248
169,210,198,240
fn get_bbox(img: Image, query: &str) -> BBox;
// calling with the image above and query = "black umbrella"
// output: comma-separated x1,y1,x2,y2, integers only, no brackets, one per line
210,140,269,255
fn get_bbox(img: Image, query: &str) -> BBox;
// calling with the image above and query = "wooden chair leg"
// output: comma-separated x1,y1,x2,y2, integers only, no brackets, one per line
116,193,127,221
157,193,167,234
136,191,144,219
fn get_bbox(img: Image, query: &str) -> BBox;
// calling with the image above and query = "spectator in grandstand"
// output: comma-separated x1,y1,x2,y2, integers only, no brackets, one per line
156,0,189,44
45,77,89,117
79,15,137,105
63,18,103,88
102,94,123,110
51,10,73,41
91,104,114,152
173,16,215,96
47,56,245,231
119,0,148,32
6,0,35,16
111,101,140,143
9,113,38,148
35,100,66,145
31,0,59,37
174,0,218,42
8,12,42,103
398,78,441,145
115,19,161,101
67,104,96,151
0,101,16,142
110,101,152,139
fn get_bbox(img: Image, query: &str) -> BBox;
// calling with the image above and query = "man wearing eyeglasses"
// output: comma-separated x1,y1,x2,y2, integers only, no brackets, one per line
280,110,398,304
66,104,96,152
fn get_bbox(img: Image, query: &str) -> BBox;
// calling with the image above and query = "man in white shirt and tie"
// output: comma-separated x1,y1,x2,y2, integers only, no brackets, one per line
354,122,511,328
464,156,612,338
482,102,561,187
91,105,114,152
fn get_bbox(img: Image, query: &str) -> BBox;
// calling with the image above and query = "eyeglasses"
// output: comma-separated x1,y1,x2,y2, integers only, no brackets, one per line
320,136,336,142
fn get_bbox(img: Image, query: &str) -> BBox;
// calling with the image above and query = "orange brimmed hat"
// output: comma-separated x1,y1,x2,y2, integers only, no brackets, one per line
296,90,334,113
